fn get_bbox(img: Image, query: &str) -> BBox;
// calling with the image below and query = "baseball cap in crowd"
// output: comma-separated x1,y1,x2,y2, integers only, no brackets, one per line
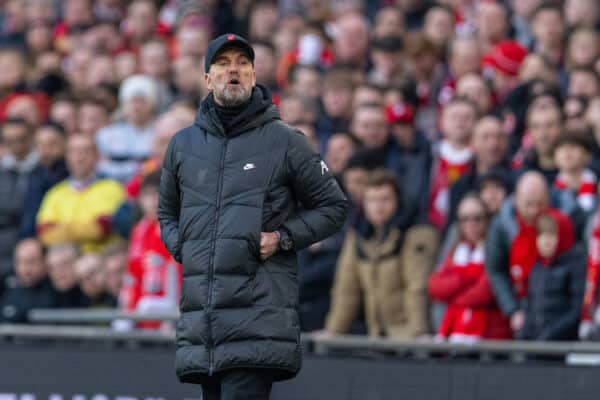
204,33,255,73
119,74,159,106
482,40,528,77
385,102,415,125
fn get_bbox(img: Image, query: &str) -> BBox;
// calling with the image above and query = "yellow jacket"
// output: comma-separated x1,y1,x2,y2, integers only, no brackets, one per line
37,178,125,253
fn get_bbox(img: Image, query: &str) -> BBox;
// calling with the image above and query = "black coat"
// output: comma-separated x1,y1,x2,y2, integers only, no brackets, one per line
158,85,348,383
0,276,59,323
520,247,586,341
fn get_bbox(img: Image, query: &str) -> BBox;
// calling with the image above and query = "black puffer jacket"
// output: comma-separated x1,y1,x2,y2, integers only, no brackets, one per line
158,85,348,383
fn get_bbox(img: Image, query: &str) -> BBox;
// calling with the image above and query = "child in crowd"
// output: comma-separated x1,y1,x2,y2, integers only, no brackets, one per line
120,171,181,329
520,214,585,340
429,194,511,343
553,132,596,213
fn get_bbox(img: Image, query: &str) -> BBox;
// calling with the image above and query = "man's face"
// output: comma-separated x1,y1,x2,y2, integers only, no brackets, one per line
479,182,507,214
528,107,562,157
472,118,508,168
15,240,46,288
35,127,65,166
78,103,109,137
441,102,476,145
364,184,398,228
343,167,369,204
533,10,565,47
352,107,389,148
326,134,355,174
565,0,599,27
47,249,78,292
205,48,256,107
292,68,321,99
569,71,600,98
476,2,508,43
253,44,276,84
424,8,454,47
456,74,492,113
450,40,481,79
66,136,98,180
2,122,32,161
323,87,353,118
515,182,549,222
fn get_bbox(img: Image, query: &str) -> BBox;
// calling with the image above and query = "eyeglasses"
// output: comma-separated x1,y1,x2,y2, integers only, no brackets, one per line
458,214,486,223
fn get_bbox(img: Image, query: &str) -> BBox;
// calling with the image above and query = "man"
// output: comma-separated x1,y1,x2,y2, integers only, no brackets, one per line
158,34,348,399
36,135,125,253
0,118,39,277
448,116,511,225
46,242,88,308
0,238,57,322
485,172,574,335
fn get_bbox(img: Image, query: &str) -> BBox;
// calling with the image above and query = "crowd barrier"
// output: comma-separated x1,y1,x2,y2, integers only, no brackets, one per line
1,310,600,399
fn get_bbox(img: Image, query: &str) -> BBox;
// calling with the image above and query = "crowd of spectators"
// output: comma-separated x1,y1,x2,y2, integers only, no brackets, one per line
1,0,600,342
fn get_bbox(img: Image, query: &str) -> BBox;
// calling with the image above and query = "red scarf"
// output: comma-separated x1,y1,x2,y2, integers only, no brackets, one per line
554,168,597,212
583,210,600,322
428,141,472,229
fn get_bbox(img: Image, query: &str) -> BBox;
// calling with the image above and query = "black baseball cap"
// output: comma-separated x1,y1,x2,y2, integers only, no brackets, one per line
204,33,255,73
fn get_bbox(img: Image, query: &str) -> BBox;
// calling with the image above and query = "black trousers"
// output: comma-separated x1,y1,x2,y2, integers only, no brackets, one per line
200,369,274,400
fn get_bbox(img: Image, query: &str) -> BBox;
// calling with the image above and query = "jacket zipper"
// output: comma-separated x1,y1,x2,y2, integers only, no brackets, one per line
207,139,228,375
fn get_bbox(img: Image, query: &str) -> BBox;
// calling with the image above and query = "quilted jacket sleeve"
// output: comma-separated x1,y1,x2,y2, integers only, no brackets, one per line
158,139,182,263
282,130,349,250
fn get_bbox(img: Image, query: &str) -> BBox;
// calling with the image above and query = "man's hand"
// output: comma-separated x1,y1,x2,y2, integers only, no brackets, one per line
510,310,525,332
260,231,280,260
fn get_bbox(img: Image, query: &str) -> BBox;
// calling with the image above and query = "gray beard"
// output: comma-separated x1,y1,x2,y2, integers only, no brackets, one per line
214,85,253,107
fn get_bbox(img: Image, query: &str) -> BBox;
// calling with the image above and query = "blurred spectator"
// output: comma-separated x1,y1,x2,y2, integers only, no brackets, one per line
520,213,584,340
46,242,88,308
517,102,563,182
553,133,596,214
566,27,599,71
350,103,389,149
97,74,158,182
125,110,194,199
251,41,278,92
37,135,125,253
325,170,438,338
455,73,494,115
510,0,542,48
49,94,78,135
326,133,357,178
288,64,322,101
482,41,528,102
332,13,370,68
485,172,575,335
0,238,57,323
563,96,589,132
564,0,600,28
568,66,600,99
428,98,477,230
75,254,116,308
429,194,511,342
78,95,111,137
0,49,27,98
103,242,128,302
316,69,354,153
139,39,174,111
437,36,482,107
478,171,511,216
0,118,39,276
352,83,383,109
475,0,510,53
449,116,510,225
368,36,405,87
373,6,405,39
123,0,165,50
19,122,68,239
120,171,181,329
172,55,205,104
531,3,565,66
423,5,455,50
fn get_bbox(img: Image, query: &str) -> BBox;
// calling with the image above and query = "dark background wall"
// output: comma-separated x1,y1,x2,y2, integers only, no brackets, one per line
1,343,599,400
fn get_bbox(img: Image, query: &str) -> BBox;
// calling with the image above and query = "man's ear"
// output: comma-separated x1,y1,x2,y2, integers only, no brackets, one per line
205,72,212,90
252,69,256,87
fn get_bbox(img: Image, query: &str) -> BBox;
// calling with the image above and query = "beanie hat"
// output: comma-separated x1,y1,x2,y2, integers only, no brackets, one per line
482,40,528,76
118,75,159,107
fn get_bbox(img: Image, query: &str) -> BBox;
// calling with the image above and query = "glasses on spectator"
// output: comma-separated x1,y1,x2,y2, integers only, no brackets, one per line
458,214,486,223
